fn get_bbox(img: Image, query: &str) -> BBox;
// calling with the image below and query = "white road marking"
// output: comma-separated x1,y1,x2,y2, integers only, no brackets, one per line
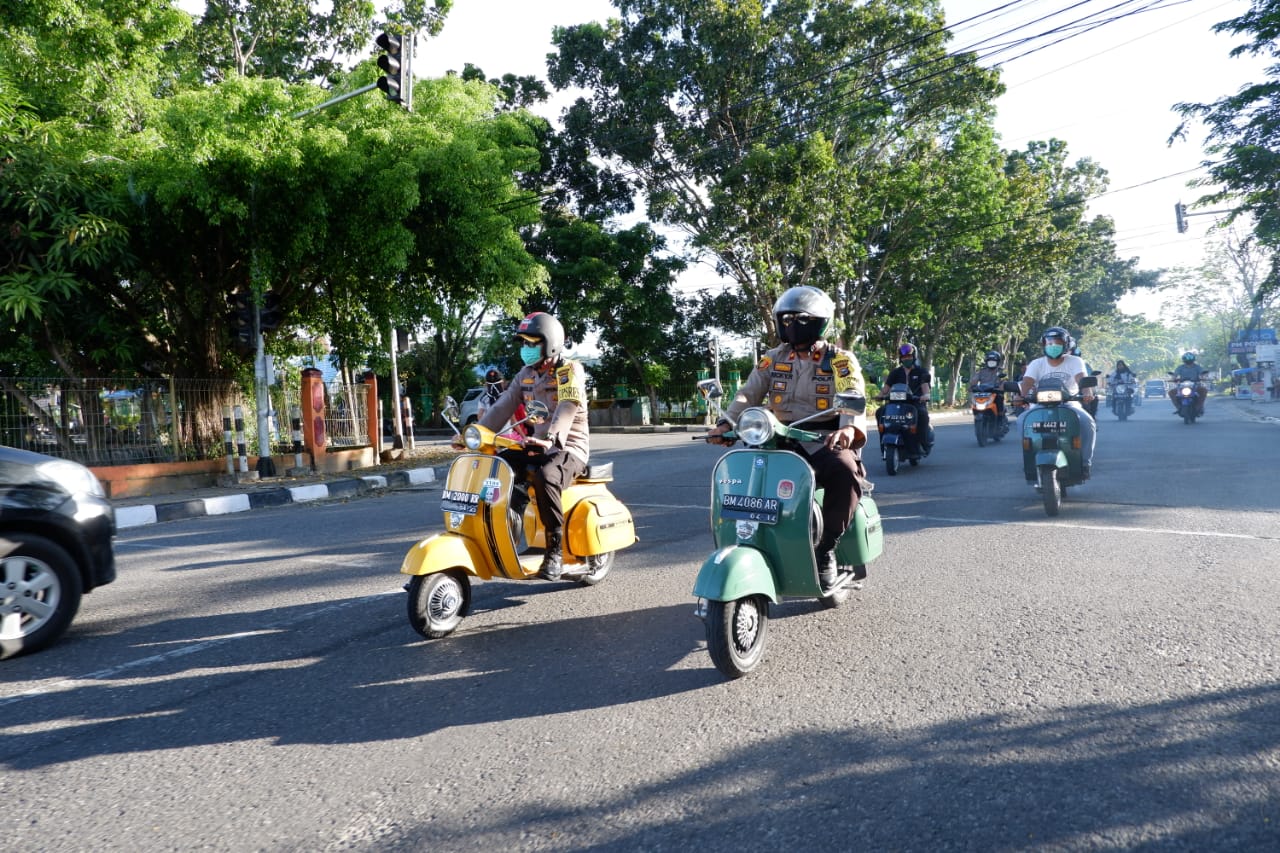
882,514,1273,541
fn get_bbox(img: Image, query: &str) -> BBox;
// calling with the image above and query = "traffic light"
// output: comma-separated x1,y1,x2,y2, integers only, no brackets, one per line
707,337,718,361
375,31,412,107
228,293,255,355
259,290,283,333
1175,202,1188,234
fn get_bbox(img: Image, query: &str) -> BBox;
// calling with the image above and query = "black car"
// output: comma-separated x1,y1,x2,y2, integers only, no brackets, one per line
1,446,116,659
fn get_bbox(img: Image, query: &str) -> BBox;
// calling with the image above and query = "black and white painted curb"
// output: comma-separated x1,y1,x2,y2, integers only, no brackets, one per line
115,467,438,529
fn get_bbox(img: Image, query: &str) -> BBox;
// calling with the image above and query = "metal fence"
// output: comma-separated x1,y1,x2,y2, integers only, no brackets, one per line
0,376,374,467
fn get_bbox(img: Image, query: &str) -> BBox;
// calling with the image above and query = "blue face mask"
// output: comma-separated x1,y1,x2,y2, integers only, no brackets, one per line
1044,344,1065,358
520,344,544,366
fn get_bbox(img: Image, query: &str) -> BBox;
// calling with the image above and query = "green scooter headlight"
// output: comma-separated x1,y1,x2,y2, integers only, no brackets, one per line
736,408,774,446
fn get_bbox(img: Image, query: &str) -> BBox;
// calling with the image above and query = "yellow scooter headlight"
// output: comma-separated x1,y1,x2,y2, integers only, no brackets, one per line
736,408,775,446
463,424,485,451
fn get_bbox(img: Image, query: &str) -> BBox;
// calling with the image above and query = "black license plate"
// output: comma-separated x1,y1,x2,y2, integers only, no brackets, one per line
721,493,781,524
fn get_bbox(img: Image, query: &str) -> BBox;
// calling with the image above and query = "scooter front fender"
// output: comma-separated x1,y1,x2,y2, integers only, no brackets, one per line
400,532,488,578
1034,449,1068,469
693,546,779,604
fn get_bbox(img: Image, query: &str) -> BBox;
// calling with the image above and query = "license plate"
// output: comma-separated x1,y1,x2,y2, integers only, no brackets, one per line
721,493,781,524
441,488,481,515
1031,421,1066,433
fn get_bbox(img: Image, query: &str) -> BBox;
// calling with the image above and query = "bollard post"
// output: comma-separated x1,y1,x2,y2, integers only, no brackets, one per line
223,406,235,475
288,405,309,476
233,405,249,473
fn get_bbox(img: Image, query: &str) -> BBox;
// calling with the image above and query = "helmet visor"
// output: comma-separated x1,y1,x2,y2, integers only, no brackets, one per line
778,312,821,328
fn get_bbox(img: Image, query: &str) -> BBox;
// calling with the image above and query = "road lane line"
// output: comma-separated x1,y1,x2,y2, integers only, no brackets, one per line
882,514,1275,541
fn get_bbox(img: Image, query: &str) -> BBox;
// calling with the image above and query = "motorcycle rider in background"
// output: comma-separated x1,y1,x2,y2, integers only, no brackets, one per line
1018,327,1097,480
877,343,934,454
970,350,1007,419
476,368,505,421
1169,352,1208,415
466,312,590,581
707,286,868,588
1107,359,1137,413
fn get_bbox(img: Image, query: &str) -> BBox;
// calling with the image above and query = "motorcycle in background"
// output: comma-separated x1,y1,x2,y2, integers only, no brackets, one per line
1171,373,1208,424
1109,379,1136,421
399,400,636,639
693,394,883,679
876,383,928,475
969,383,1009,446
1006,376,1097,517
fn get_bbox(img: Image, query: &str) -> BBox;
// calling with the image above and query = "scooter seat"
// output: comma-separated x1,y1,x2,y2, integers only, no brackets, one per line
580,462,613,481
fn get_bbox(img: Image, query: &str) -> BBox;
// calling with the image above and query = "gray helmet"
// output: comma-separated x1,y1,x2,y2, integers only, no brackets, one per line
516,312,565,362
772,286,833,343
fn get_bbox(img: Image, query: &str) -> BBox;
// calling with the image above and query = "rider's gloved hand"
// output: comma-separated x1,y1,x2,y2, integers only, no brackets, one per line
823,425,863,453
706,419,735,446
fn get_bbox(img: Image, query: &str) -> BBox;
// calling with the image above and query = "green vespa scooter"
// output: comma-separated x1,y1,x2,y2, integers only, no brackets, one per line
693,393,883,679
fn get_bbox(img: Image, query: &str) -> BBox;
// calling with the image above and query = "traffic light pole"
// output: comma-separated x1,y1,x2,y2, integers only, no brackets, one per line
253,297,277,477
291,83,379,119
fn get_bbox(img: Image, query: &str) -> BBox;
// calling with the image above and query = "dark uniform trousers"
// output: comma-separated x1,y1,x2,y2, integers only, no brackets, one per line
798,443,864,552
499,447,587,534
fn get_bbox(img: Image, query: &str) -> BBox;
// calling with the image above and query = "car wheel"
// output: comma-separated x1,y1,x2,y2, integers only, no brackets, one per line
0,533,84,659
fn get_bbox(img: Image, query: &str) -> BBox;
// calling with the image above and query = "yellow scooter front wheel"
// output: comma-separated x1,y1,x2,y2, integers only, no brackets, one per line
406,569,471,639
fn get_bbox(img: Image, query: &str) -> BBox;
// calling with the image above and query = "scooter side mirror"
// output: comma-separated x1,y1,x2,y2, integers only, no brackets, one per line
834,391,866,415
1002,381,1021,394
1079,375,1098,389
523,400,551,423
442,403,460,422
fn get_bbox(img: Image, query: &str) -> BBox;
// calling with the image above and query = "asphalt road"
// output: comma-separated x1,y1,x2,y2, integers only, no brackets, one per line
3,397,1279,852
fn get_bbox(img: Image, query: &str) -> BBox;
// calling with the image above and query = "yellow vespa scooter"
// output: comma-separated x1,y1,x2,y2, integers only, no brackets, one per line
400,401,636,639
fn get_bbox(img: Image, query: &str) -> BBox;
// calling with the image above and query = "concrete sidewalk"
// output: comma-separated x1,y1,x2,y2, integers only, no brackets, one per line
112,465,441,529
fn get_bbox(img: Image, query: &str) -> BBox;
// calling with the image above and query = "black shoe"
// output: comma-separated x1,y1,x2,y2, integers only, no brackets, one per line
851,565,867,582
816,548,837,588
1082,465,1091,481
538,531,563,580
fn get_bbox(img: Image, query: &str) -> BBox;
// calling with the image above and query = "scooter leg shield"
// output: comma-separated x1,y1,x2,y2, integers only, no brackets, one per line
400,533,489,578
693,547,779,604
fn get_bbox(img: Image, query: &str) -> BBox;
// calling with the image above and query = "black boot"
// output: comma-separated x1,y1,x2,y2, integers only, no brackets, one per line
816,546,837,588
539,530,563,581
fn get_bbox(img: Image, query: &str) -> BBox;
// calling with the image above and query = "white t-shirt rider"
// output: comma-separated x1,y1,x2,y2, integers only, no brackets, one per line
1023,354,1088,397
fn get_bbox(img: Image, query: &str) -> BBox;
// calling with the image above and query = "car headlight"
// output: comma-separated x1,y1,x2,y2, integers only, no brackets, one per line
736,408,774,446
463,425,484,451
35,459,105,498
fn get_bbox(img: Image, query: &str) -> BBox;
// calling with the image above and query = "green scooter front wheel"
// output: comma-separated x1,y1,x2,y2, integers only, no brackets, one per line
706,595,769,678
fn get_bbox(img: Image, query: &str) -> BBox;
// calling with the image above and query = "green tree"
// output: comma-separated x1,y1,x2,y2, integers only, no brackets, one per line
1173,0,1280,296
547,0,1003,340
